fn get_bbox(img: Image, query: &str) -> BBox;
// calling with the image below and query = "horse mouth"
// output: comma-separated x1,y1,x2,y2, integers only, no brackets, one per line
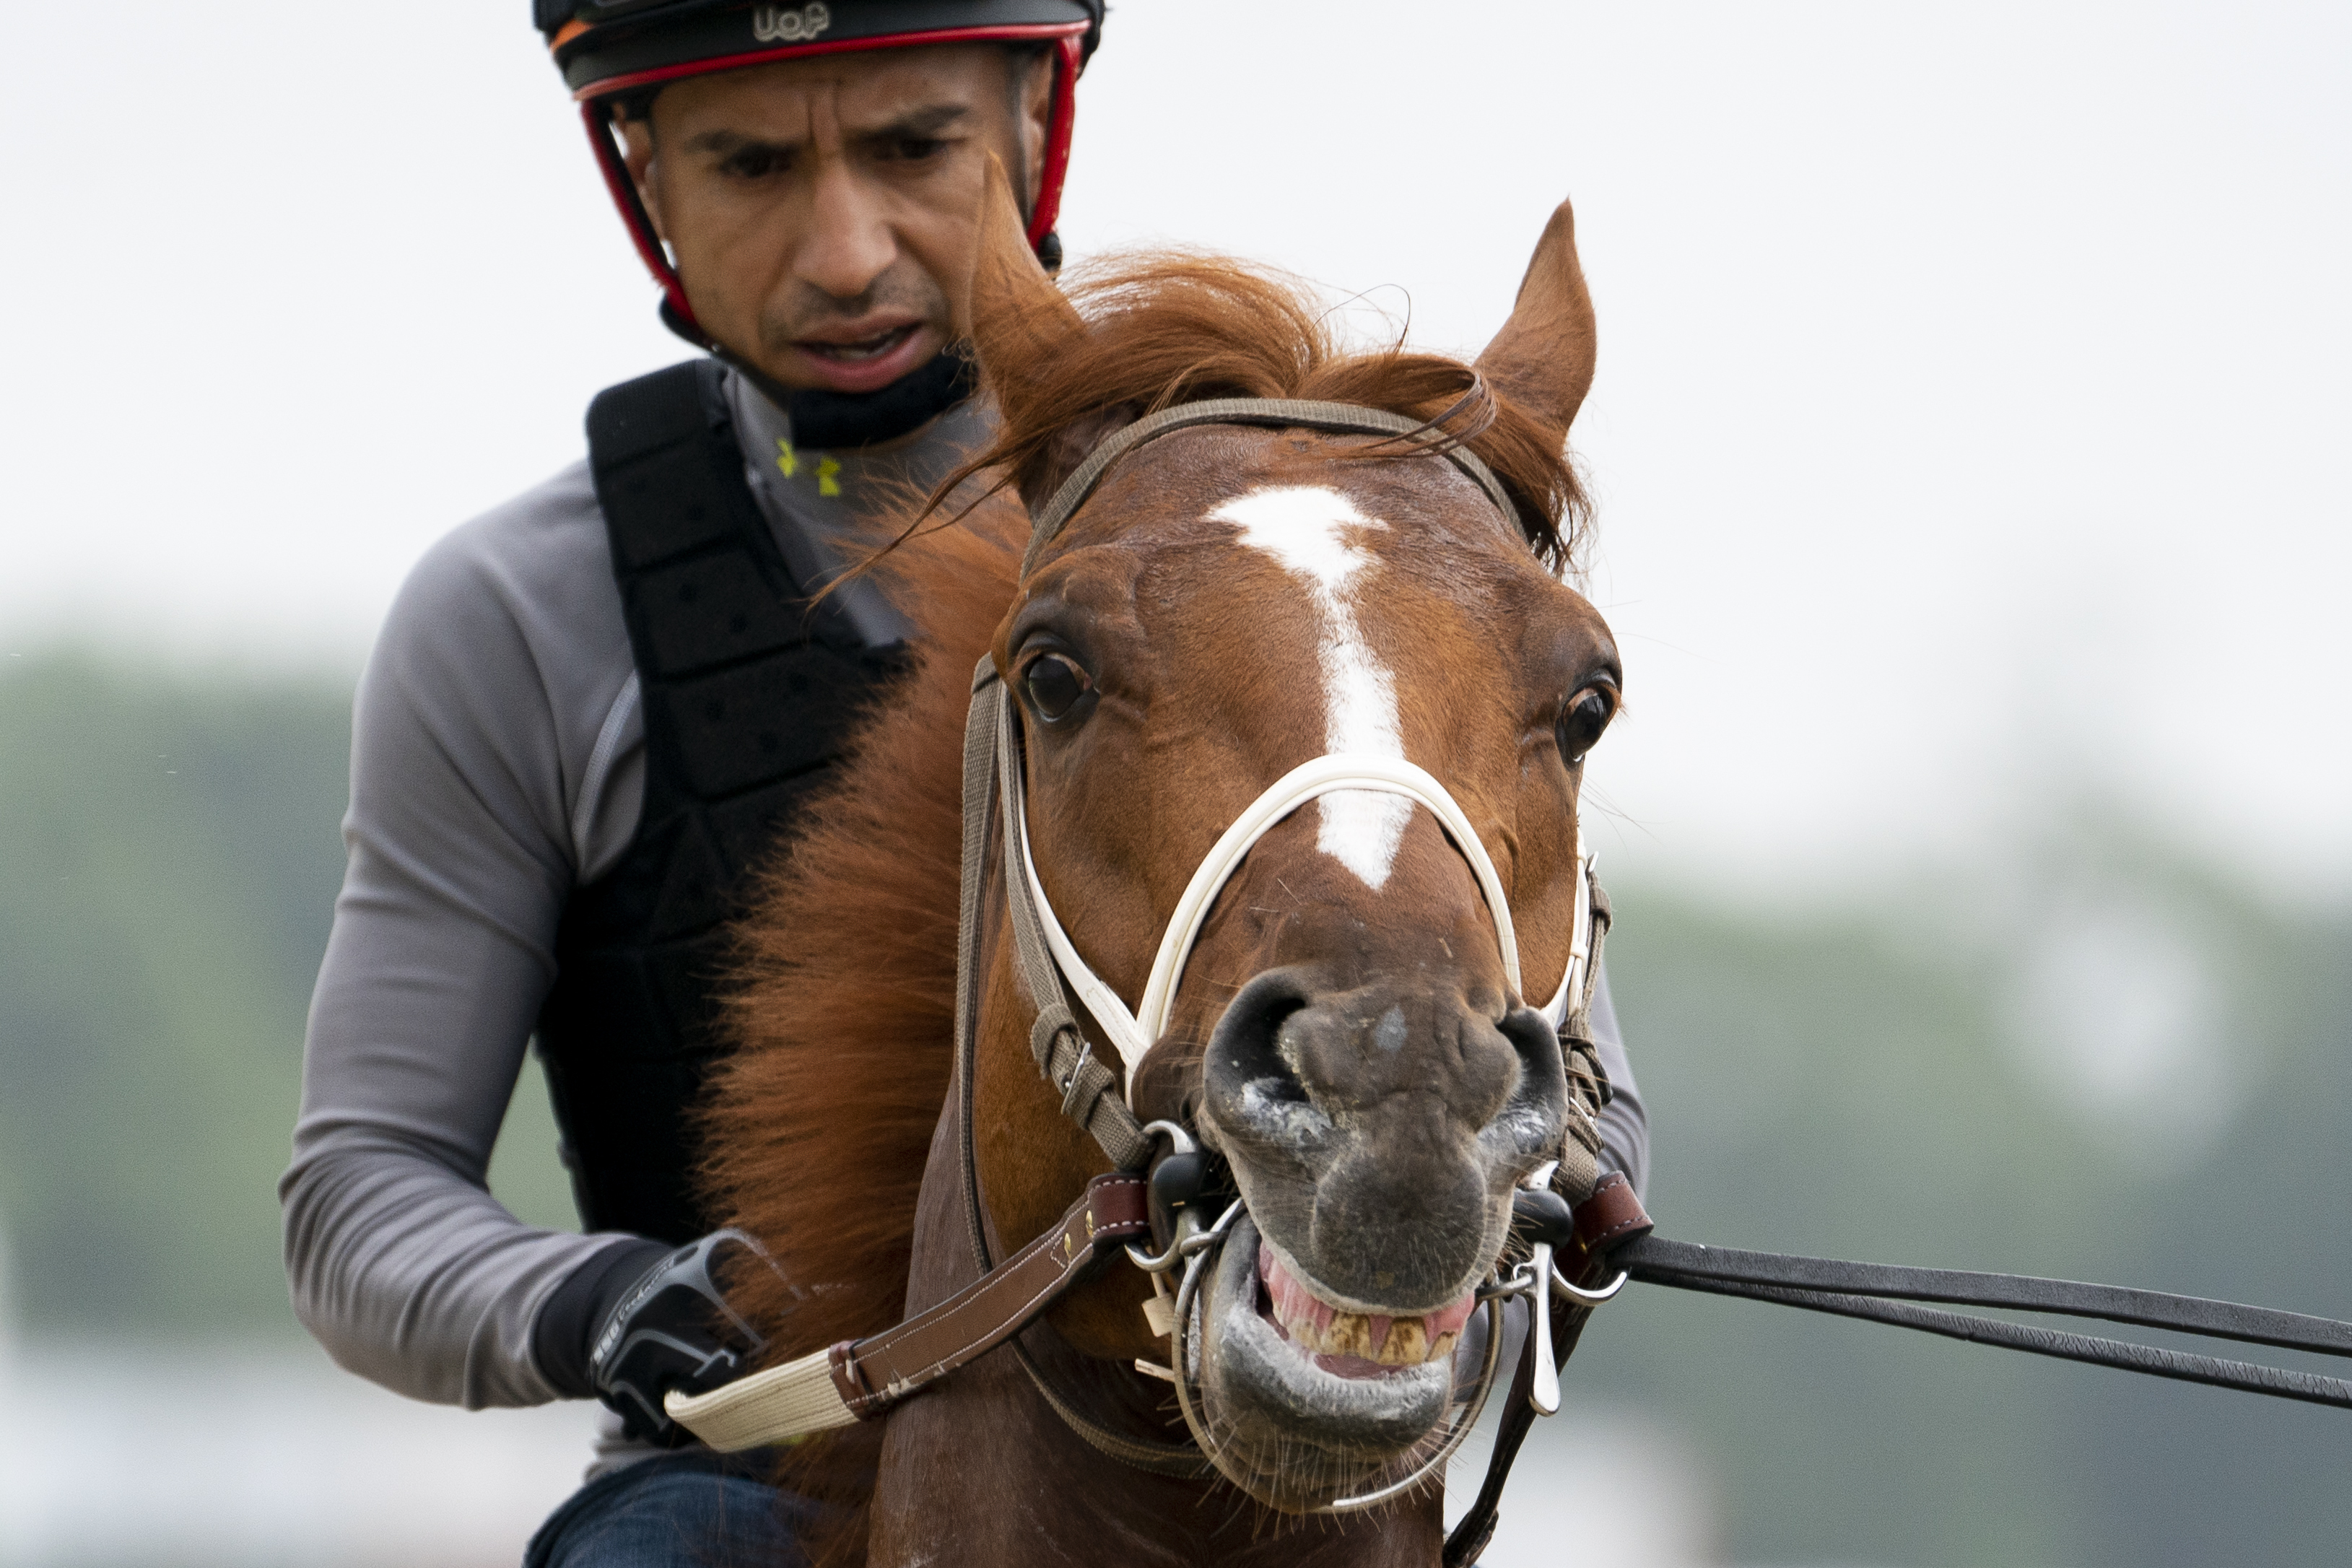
1190,1215,1464,1502
1257,1240,1476,1375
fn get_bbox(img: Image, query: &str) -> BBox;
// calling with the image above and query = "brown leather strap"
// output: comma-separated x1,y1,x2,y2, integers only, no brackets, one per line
829,1172,1149,1421
1564,1170,1653,1277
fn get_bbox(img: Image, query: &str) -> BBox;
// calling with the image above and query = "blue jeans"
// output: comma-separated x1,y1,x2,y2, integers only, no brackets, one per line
523,1450,813,1568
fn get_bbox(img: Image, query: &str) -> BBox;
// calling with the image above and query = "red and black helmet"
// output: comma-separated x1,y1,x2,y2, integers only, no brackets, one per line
538,0,1103,339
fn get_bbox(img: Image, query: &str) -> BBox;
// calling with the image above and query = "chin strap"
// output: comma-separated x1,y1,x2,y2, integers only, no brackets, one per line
1442,1171,1655,1567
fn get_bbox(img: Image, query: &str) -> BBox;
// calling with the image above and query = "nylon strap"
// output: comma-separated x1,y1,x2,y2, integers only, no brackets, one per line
1550,879,1614,1206
1445,892,1619,1564
664,1175,1155,1450
1623,1242,2352,1409
1443,1262,1610,1567
959,669,1206,1472
993,678,1153,1168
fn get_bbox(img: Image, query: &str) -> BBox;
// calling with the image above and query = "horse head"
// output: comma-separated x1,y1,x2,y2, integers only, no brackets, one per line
958,162,1619,1510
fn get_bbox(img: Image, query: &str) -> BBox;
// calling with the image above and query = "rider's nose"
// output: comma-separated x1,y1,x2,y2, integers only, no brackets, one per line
795,165,897,300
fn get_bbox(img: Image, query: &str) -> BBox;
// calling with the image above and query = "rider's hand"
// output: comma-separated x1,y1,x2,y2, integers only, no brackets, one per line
533,1229,784,1445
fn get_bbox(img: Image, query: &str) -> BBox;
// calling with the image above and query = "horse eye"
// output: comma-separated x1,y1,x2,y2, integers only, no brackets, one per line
1556,684,1616,765
1022,653,1092,723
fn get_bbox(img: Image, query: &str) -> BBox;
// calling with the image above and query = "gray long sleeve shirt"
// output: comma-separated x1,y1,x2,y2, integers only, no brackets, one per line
279,368,1647,1431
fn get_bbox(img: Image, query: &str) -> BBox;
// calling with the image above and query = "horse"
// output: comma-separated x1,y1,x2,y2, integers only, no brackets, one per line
700,164,1621,1567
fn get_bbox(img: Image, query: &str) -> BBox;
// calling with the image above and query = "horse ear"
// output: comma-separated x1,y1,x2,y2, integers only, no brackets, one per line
1474,198,1598,444
964,156,1138,513
965,154,1085,422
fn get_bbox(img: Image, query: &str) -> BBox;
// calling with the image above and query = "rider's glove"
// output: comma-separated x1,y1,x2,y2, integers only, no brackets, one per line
533,1229,784,1446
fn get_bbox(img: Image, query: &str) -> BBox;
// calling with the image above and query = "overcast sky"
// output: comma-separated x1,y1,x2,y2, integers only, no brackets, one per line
4,2,2346,894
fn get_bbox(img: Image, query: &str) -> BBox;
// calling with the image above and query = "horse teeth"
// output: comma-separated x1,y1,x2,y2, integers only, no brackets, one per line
1377,1318,1428,1366
1259,1242,1460,1366
1325,1312,1374,1358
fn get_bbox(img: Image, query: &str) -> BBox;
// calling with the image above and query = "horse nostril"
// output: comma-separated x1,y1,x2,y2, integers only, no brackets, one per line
1491,1004,1572,1154
1497,1005,1566,1082
1204,970,1322,1149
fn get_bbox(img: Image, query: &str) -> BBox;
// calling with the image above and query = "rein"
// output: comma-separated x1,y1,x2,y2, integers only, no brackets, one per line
1618,1238,2352,1407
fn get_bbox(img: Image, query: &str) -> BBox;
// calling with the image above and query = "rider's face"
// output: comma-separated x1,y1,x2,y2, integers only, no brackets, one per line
622,45,1053,396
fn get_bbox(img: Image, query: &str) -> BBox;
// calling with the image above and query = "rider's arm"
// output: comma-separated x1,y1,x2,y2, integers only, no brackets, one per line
1586,965,1648,1198
279,464,653,1409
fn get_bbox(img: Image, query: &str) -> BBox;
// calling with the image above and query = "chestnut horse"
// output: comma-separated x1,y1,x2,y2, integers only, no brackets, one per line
702,171,1619,1567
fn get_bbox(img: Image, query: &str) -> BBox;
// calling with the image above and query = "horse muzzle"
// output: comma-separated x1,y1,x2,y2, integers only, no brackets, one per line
1196,967,1571,1311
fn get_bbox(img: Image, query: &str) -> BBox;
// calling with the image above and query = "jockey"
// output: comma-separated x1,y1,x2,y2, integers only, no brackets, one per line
280,3,1647,1562
280,4,1107,1563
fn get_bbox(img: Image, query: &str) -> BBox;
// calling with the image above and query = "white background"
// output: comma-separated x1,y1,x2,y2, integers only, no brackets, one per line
4,1,2346,894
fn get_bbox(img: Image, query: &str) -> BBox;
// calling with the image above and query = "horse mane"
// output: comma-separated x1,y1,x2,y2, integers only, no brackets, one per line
691,495,1013,1561
697,248,1592,1563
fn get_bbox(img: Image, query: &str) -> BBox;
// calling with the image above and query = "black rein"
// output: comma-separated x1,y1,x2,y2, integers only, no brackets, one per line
1616,1234,2352,1410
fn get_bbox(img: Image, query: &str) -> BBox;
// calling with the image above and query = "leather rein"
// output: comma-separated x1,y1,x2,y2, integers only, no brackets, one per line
665,396,2352,1557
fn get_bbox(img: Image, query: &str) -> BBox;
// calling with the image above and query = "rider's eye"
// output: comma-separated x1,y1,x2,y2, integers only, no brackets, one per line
720,146,790,180
1556,683,1617,765
1022,653,1093,723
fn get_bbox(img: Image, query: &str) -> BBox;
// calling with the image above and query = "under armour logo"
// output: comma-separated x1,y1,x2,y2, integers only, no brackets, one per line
752,2,831,44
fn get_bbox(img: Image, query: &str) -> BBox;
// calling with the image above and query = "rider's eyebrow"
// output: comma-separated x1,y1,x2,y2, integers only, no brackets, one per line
846,103,972,148
683,128,804,159
681,103,970,162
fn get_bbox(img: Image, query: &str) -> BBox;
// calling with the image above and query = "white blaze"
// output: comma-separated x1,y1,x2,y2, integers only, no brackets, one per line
1212,485,1413,889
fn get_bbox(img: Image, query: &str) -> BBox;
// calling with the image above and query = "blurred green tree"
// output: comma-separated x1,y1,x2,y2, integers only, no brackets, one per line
0,654,573,1336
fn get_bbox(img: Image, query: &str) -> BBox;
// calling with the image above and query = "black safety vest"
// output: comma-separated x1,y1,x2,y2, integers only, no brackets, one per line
536,360,910,1243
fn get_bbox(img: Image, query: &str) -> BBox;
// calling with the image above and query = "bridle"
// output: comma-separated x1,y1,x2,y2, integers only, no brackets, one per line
959,398,1619,1502
666,396,1625,1494
663,395,2352,1556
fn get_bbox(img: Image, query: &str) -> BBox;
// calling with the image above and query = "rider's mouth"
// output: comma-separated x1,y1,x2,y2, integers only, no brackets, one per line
1257,1240,1476,1378
797,324,918,364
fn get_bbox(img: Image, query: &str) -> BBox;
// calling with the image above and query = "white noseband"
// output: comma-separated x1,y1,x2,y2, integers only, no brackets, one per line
1012,747,1593,1104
